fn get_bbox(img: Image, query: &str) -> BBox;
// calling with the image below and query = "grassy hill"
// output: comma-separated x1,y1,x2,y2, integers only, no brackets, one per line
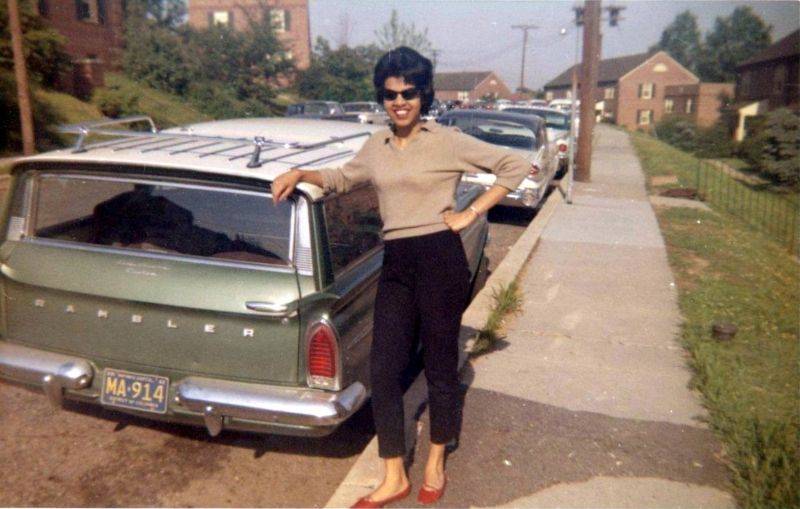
103,73,210,128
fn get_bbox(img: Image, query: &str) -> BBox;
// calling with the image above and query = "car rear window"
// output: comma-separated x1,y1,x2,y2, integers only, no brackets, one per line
442,116,539,150
30,174,293,266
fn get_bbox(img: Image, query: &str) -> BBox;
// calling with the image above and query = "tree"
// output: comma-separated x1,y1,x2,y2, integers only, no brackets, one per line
125,0,186,28
696,6,771,82
298,37,382,103
650,10,701,74
374,9,433,57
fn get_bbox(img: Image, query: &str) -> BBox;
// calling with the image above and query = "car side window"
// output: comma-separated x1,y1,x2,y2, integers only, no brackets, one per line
323,185,383,275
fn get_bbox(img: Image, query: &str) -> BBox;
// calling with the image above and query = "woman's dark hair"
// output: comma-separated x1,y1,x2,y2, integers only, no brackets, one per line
373,47,434,115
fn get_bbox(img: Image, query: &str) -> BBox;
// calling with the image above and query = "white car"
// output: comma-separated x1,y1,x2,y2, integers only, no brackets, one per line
438,110,556,209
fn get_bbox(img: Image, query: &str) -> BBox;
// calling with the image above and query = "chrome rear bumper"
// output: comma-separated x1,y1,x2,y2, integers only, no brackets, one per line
0,342,367,437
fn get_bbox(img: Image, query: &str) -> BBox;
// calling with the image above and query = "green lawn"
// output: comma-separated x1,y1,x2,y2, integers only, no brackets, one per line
631,133,799,508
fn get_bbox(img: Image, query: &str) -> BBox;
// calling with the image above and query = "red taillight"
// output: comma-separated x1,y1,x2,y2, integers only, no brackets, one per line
308,322,337,380
558,143,568,153
529,163,541,178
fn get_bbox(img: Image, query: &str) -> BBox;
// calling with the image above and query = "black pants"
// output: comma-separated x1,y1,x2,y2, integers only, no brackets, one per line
371,229,471,458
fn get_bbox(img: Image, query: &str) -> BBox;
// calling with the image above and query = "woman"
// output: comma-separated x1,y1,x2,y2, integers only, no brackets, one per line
272,47,528,508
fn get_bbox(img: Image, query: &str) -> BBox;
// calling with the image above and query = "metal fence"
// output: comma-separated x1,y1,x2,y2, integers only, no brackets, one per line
694,160,799,254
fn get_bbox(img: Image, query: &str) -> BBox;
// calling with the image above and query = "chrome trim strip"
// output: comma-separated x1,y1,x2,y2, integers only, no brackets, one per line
176,377,367,436
0,342,93,406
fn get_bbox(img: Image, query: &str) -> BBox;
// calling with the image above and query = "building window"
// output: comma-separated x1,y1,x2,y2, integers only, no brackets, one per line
566,90,572,99
740,72,751,98
664,98,674,113
604,87,615,99
685,98,693,114
457,91,469,102
270,9,291,32
210,10,230,26
774,65,787,96
75,0,105,23
637,110,652,125
283,50,293,61
638,83,655,99
545,91,553,101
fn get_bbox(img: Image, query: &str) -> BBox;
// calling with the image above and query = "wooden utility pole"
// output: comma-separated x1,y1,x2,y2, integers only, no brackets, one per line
7,0,35,155
575,0,600,182
511,24,538,91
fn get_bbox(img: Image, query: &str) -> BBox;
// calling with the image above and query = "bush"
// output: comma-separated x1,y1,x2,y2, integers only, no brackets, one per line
758,109,800,187
694,123,734,159
654,116,698,152
92,85,140,118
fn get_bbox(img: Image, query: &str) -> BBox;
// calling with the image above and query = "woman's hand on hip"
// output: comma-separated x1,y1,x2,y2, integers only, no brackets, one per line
272,169,302,204
443,209,478,233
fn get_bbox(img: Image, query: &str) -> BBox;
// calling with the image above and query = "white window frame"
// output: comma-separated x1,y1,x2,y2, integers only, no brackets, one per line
211,10,230,26
270,9,286,33
545,91,554,101
604,87,615,100
637,110,652,125
685,98,693,114
457,91,469,102
639,83,654,99
664,98,674,113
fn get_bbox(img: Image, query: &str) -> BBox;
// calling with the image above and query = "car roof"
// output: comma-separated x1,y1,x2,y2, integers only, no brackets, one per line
438,110,545,129
15,118,385,201
508,106,569,116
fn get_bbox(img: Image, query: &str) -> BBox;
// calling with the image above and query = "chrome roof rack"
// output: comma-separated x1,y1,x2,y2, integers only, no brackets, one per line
57,116,372,169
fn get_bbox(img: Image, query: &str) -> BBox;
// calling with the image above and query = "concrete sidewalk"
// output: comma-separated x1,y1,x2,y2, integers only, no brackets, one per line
328,125,734,508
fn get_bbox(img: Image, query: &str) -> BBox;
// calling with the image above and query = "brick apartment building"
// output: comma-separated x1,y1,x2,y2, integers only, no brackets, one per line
35,0,125,97
187,0,311,70
543,51,725,130
434,71,512,103
733,29,799,140
662,83,735,127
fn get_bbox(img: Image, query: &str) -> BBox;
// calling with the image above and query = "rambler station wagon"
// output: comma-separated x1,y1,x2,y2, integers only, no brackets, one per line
0,117,489,437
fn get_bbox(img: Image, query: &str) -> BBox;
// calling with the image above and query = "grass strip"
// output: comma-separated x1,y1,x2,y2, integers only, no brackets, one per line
631,132,799,509
469,280,522,357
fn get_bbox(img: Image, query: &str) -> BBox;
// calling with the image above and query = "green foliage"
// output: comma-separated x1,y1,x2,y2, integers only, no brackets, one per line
297,38,382,103
655,116,733,159
0,0,70,87
650,10,701,74
654,116,697,152
104,73,209,127
122,3,293,118
374,9,433,57
92,84,140,118
696,6,772,82
694,123,734,159
755,109,800,187
470,281,522,357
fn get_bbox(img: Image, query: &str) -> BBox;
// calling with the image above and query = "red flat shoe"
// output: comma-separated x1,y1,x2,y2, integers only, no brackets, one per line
417,476,447,505
351,485,412,508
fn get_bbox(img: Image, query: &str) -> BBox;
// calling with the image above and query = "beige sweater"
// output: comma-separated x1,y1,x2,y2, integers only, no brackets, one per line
319,121,530,240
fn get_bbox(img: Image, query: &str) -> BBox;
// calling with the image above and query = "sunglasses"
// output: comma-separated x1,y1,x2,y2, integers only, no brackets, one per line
382,88,421,101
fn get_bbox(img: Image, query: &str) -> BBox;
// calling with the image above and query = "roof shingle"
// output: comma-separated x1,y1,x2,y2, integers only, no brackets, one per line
434,71,493,91
544,52,652,89
737,30,800,69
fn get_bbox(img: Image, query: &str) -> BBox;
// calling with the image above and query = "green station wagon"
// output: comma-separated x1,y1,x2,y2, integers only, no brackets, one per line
0,117,489,437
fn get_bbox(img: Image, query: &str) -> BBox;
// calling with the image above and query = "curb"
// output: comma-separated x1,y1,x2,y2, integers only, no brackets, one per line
324,180,566,508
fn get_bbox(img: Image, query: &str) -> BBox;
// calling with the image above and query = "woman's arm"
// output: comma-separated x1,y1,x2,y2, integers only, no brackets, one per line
272,169,323,204
443,184,508,232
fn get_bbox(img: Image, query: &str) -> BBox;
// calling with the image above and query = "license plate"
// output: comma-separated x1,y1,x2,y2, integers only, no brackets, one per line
101,368,169,414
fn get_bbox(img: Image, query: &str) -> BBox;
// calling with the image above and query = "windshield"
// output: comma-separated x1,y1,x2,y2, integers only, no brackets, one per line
441,116,538,150
506,108,571,130
31,173,294,266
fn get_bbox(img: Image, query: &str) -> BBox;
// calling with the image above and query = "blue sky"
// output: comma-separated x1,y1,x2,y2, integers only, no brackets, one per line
308,1,800,90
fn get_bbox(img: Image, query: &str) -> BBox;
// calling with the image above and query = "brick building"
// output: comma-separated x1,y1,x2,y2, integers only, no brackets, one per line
544,51,706,130
663,83,735,127
35,0,126,97
733,29,799,140
187,0,311,70
434,71,512,103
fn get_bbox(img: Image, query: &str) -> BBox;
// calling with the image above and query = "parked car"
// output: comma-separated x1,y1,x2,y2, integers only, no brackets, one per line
285,101,347,119
548,98,579,112
438,110,556,209
504,106,573,177
0,116,490,437
342,102,389,125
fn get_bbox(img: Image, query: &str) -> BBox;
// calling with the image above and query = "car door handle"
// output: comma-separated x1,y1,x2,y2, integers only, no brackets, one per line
245,301,297,317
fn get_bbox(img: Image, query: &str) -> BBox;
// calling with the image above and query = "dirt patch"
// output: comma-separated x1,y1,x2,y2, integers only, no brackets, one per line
651,175,679,187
